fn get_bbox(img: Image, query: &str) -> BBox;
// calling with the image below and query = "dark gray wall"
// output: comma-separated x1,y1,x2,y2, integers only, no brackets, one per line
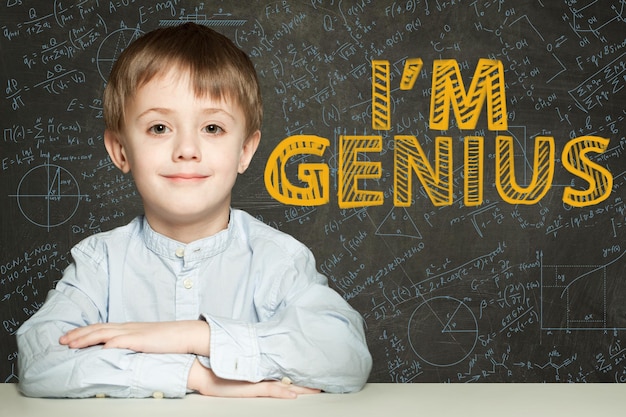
2,1,626,383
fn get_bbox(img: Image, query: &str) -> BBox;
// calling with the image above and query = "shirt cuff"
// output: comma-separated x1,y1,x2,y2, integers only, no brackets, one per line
203,315,262,382
132,353,196,398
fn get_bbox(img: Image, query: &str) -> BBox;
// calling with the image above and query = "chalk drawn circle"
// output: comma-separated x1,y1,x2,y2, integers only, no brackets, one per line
408,296,478,367
96,27,144,81
15,164,81,228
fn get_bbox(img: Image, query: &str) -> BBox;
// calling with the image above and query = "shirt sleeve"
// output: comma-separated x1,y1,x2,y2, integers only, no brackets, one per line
202,244,373,393
16,242,195,398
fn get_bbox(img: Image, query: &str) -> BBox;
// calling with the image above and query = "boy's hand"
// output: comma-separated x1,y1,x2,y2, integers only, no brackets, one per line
187,359,321,399
59,321,210,356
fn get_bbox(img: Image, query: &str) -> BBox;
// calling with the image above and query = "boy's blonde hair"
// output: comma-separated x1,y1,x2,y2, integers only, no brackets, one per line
103,23,262,139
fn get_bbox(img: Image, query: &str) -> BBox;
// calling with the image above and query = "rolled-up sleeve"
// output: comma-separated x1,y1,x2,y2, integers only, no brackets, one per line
17,238,195,398
203,244,372,393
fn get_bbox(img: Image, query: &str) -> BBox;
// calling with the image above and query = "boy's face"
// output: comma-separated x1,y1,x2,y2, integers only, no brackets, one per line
104,69,260,240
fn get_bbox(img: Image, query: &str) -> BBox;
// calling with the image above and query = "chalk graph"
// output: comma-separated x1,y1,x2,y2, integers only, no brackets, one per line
541,250,626,331
9,164,84,230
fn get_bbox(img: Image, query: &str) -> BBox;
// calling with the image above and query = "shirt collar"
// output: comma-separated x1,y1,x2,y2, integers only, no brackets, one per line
141,214,234,261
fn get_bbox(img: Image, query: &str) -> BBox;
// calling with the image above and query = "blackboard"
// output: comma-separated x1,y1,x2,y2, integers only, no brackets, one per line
2,0,626,384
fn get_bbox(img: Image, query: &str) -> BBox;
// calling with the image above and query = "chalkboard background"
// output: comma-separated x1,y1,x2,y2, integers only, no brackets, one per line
2,0,626,384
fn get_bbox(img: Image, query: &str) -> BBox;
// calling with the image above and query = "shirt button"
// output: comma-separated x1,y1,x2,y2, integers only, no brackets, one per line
183,278,193,289
175,247,185,258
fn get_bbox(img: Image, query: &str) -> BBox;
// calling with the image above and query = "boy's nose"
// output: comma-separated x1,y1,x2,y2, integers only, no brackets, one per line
174,134,201,161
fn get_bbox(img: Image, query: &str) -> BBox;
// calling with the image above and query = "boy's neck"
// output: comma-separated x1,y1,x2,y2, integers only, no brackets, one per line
145,211,230,244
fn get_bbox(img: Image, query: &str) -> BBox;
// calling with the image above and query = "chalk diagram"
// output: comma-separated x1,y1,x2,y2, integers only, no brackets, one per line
95,26,144,82
375,207,422,239
10,164,83,230
159,10,247,27
408,296,478,367
541,250,626,331
95,13,247,83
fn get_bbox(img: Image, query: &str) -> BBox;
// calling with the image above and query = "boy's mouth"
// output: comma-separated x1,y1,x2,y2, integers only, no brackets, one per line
163,173,209,182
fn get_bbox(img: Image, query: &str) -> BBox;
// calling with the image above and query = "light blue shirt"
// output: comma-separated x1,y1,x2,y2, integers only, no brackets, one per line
17,209,372,398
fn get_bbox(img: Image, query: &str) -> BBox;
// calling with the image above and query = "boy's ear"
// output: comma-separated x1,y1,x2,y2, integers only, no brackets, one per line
238,130,261,174
104,129,131,174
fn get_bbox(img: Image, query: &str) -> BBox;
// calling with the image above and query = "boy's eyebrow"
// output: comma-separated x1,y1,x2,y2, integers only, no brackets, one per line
137,108,174,118
199,107,236,121
137,107,236,121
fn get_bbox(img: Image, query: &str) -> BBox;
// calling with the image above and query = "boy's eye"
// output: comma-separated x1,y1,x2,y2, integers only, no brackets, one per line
204,124,223,134
149,124,170,135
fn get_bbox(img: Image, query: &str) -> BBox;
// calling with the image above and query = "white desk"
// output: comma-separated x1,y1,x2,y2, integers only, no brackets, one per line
0,382,622,417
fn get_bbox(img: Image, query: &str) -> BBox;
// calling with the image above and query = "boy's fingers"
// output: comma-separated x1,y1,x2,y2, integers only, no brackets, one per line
265,381,320,398
265,384,298,399
59,324,119,348
289,386,321,395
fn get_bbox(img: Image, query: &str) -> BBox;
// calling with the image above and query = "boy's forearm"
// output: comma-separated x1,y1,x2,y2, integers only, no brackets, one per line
58,320,211,356
205,306,371,393
187,358,317,398
19,326,194,398
186,320,211,356
187,358,208,393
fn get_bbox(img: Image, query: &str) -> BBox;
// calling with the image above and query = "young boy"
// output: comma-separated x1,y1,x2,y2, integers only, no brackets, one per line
16,23,372,399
